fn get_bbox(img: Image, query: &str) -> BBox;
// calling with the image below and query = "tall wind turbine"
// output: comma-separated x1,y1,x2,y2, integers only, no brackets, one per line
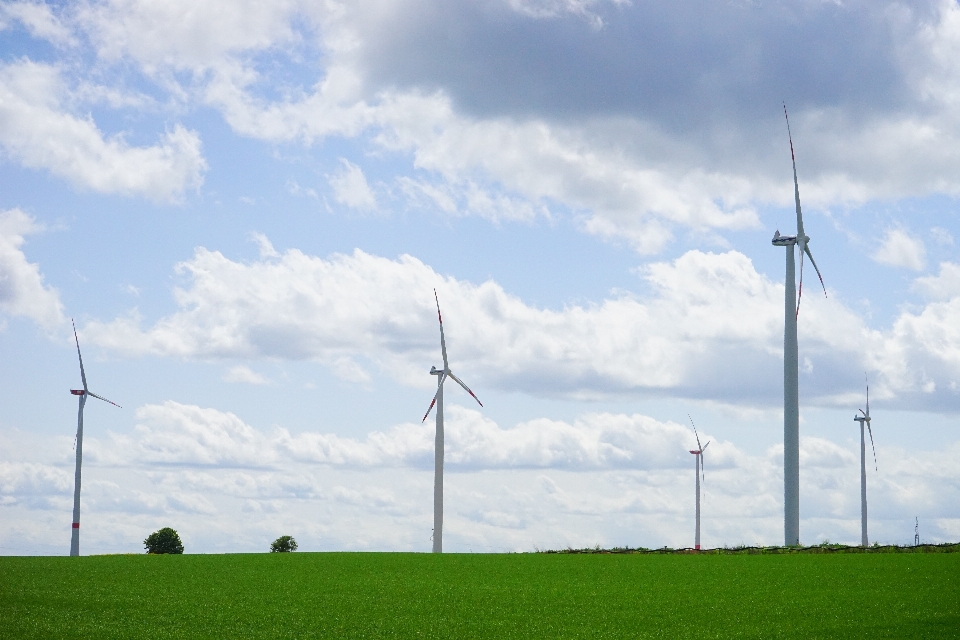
853,377,877,547
69,320,121,557
771,105,827,546
421,290,482,553
688,416,710,550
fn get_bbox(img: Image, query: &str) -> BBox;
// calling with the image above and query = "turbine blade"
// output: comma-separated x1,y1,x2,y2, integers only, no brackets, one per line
865,376,870,418
434,289,449,370
72,319,88,392
803,244,827,298
702,440,710,452
784,104,805,238
859,408,867,418
87,391,121,409
867,423,878,472
688,415,702,452
421,373,448,422
796,246,804,319
447,372,483,407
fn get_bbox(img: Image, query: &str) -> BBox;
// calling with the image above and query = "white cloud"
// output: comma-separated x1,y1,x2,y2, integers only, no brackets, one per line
877,264,960,402
328,158,377,210
5,402,959,553
0,60,206,201
222,365,269,385
0,209,64,329
5,0,960,255
914,262,960,300
80,246,790,398
0,1,76,46
101,402,273,467
77,0,304,71
78,241,960,409
248,232,279,259
873,228,927,271
15,1,960,249
88,401,723,472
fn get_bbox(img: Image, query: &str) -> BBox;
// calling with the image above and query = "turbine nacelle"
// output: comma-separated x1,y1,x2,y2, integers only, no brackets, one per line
772,230,797,246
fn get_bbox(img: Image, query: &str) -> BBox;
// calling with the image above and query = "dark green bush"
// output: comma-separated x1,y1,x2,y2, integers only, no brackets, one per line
144,527,184,554
270,536,298,553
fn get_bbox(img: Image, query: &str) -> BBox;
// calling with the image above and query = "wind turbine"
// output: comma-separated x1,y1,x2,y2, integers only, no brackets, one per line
771,105,827,546
853,377,877,547
421,290,482,553
69,320,120,557
688,416,710,550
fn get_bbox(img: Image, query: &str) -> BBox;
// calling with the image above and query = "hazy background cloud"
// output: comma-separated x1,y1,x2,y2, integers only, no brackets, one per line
3,402,956,554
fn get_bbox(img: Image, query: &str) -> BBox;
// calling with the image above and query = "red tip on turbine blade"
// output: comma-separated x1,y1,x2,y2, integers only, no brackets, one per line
469,391,483,408
422,398,437,423
72,522,79,528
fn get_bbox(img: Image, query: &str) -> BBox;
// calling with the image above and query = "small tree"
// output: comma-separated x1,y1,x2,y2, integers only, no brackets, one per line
144,527,184,554
270,535,298,553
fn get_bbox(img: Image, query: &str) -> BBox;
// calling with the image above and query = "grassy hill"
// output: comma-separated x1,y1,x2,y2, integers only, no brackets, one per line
1,551,957,638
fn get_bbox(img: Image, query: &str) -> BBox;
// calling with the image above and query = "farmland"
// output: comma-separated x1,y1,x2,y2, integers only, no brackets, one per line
1,551,957,638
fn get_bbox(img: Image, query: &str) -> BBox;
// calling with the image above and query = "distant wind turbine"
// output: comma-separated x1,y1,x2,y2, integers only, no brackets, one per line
421,291,482,553
688,416,710,550
853,377,878,547
772,105,827,546
69,320,121,557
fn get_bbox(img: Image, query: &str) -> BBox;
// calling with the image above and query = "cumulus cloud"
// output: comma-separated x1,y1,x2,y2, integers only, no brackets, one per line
328,159,377,210
11,1,960,245
176,0,960,247
0,60,206,200
81,245,792,400
80,240,960,408
0,209,64,329
878,262,960,403
873,228,927,271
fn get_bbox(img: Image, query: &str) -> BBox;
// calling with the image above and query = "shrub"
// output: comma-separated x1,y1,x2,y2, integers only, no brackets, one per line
144,527,184,554
271,536,298,553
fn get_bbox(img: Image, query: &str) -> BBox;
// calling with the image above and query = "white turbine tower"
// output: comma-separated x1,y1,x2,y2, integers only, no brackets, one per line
421,290,482,553
688,416,710,550
854,377,877,547
69,320,121,557
772,105,827,546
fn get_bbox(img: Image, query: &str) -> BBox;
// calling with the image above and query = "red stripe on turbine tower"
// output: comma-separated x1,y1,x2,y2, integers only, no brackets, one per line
72,523,79,528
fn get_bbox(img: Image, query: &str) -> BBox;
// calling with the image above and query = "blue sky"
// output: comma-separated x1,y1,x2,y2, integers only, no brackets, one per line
1,0,959,555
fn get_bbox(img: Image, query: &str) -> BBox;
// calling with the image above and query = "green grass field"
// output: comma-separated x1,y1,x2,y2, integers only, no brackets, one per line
1,552,958,638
